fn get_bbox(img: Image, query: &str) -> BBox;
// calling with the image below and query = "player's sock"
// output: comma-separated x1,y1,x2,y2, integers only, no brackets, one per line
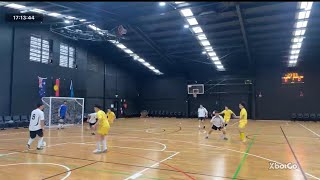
240,132,245,141
102,140,107,152
27,138,34,146
96,141,101,151
37,137,44,149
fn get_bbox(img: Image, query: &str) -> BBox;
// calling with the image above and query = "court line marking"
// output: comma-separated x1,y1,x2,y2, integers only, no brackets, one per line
0,162,71,180
113,135,320,180
298,123,320,138
280,126,307,180
124,152,180,180
109,138,167,152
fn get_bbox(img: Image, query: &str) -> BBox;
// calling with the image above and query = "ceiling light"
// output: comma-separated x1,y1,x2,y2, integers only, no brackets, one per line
64,20,71,24
159,2,166,6
133,55,139,60
186,17,198,26
143,62,150,66
30,8,46,13
200,40,210,46
291,43,302,49
290,49,300,54
295,20,308,28
175,2,185,4
192,26,203,34
289,55,299,60
297,11,310,19
217,65,224,69
202,51,206,54
138,58,145,63
79,19,86,22
208,52,216,57
214,61,222,65
197,34,207,40
116,44,126,49
299,2,313,10
124,49,133,54
292,37,304,43
180,8,193,17
211,57,219,61
66,16,76,19
48,12,61,17
184,24,189,28
293,29,306,36
289,60,297,64
5,3,26,9
149,66,156,70
205,46,213,50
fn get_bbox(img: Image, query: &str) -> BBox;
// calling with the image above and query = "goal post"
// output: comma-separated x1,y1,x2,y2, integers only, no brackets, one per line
41,97,85,129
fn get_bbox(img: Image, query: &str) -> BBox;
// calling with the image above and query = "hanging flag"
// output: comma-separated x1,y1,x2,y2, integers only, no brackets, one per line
70,79,74,97
54,79,60,97
38,76,47,98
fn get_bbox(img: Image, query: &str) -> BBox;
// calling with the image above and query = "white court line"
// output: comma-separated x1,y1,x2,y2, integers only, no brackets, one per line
112,135,320,180
0,162,71,180
0,152,19,157
299,123,320,138
0,132,27,136
124,152,180,180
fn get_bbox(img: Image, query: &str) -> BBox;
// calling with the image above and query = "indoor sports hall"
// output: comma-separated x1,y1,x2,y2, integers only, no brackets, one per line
0,2,319,180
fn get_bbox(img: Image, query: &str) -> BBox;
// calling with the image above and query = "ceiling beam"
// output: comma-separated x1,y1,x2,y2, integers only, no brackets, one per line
235,4,252,67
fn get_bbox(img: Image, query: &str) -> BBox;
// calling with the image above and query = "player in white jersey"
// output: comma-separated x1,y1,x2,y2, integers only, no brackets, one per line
26,103,45,150
198,105,208,129
87,112,97,135
205,110,228,140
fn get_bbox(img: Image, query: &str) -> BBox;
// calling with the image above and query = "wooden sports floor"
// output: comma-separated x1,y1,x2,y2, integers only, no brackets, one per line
0,118,319,180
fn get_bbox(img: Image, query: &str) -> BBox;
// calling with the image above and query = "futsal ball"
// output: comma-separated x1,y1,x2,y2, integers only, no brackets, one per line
59,119,64,123
42,141,46,147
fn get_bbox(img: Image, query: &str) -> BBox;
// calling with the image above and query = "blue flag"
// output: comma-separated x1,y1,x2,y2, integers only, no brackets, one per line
38,77,47,98
70,80,74,97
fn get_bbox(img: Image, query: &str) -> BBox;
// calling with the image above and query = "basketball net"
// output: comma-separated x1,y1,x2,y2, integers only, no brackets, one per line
193,93,197,98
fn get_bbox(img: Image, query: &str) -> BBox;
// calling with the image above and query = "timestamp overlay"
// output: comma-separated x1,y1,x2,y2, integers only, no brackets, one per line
5,13,44,23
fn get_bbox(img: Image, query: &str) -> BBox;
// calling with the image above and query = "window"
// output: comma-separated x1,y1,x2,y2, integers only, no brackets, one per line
59,43,75,68
29,35,50,64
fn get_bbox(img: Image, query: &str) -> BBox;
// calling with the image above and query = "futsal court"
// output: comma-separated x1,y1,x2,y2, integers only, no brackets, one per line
0,118,319,180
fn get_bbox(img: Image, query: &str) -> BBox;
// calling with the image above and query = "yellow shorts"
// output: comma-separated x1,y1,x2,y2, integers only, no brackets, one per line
224,119,230,123
97,127,109,135
238,121,247,129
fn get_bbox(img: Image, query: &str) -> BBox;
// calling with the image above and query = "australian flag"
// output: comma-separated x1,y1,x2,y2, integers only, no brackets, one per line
38,76,47,98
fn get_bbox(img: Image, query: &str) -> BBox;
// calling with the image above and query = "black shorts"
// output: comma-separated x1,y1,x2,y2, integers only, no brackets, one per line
89,122,97,127
30,129,43,139
198,117,205,121
211,125,223,131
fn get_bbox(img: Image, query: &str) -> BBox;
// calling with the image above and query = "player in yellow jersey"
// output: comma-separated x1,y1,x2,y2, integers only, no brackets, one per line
92,105,110,154
219,106,236,128
106,109,116,124
235,102,248,143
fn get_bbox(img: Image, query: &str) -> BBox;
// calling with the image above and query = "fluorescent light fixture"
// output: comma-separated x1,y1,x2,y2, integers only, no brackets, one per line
64,20,71,24
88,24,98,31
116,44,126,49
79,19,86,22
124,49,133,54
293,29,306,36
138,58,145,63
30,8,46,13
295,20,308,28
186,17,198,26
214,61,222,65
184,24,189,28
290,49,300,54
200,40,210,46
297,11,310,19
143,62,150,66
5,3,26,9
211,57,219,61
291,43,302,49
180,8,193,17
192,26,203,34
299,2,313,10
149,66,156,70
292,37,304,43
159,2,166,6
108,40,117,44
289,60,297,64
48,12,61,17
208,52,216,57
217,65,224,69
197,34,207,40
202,51,206,54
290,55,299,59
66,16,76,19
175,2,185,4
205,46,213,50
133,55,139,60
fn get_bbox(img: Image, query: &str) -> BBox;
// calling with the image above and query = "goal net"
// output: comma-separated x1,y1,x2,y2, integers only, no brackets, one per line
41,97,85,128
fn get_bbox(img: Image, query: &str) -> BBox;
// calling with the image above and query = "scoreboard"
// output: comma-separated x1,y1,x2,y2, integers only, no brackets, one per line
282,72,304,84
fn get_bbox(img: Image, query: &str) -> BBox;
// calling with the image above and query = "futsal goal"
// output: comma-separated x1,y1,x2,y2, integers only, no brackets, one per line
41,97,85,128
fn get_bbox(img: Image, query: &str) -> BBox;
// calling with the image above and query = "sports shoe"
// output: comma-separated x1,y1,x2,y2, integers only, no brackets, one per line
224,137,228,140
36,147,43,150
101,149,108,153
203,126,205,129
205,136,209,139
91,132,95,135
26,144,31,150
93,149,101,154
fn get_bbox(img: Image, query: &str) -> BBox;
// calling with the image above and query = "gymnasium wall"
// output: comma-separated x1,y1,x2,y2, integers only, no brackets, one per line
0,21,139,116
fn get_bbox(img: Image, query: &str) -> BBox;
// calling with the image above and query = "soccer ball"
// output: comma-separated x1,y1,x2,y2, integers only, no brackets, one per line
42,141,46,147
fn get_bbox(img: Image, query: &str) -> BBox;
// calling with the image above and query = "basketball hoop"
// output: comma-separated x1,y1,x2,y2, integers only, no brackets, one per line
193,93,197,98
